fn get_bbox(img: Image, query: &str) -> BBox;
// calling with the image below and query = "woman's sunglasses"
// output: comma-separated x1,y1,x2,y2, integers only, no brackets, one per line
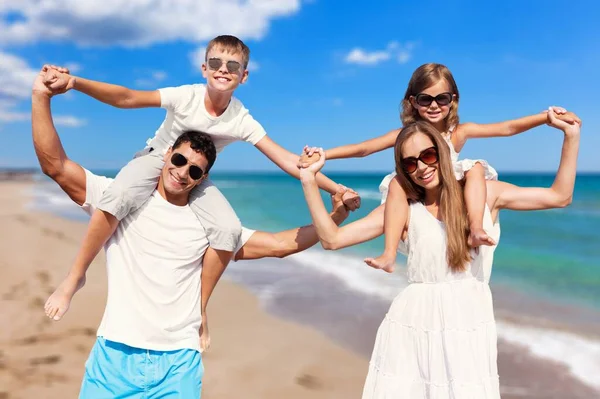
414,92,453,107
401,146,439,174
170,153,204,180
207,57,243,74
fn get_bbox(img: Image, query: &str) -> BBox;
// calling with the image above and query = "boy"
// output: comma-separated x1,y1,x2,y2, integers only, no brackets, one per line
43,35,361,321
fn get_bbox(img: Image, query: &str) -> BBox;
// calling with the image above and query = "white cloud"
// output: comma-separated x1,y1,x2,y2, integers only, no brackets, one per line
247,60,260,72
344,41,415,66
0,51,84,127
135,70,168,88
0,0,302,47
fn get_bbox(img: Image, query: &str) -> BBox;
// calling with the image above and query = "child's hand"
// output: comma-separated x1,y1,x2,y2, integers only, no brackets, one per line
341,188,361,211
200,313,210,351
299,147,326,176
547,107,581,137
553,111,581,126
297,145,321,168
43,66,76,95
364,253,397,273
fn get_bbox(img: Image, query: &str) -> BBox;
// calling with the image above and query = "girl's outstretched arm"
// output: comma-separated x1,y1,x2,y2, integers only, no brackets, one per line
325,128,400,160
453,107,580,152
364,177,408,273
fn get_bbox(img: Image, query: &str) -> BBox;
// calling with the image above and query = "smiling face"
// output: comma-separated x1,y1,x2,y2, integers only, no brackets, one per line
201,46,248,94
159,141,209,204
410,79,454,126
400,132,441,191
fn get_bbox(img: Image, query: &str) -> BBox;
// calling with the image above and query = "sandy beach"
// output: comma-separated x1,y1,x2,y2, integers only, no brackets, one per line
1,180,598,399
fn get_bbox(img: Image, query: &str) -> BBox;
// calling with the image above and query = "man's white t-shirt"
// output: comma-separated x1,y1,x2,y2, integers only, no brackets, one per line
82,170,255,352
146,84,267,154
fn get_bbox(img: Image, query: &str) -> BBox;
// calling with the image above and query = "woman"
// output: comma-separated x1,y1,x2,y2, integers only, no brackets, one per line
298,111,580,398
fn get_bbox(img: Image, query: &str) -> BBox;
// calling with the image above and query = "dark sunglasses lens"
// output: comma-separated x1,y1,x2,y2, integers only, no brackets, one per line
171,153,187,167
402,158,418,173
415,94,433,107
421,148,439,165
207,58,222,70
435,93,452,106
189,166,204,180
226,61,241,73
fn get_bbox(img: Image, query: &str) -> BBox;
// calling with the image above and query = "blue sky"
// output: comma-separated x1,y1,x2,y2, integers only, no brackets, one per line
1,0,598,173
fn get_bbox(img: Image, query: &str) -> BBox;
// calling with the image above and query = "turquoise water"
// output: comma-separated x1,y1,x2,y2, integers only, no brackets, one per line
211,171,600,311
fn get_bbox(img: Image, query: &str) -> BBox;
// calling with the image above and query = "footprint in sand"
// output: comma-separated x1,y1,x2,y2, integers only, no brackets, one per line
29,354,61,366
295,373,324,390
2,281,27,300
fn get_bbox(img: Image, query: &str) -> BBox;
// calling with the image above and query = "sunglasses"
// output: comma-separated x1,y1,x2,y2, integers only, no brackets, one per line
207,57,243,74
414,92,453,107
401,146,439,174
170,153,205,180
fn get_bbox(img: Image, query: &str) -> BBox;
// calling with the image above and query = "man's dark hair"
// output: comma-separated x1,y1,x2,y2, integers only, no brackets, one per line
172,131,217,172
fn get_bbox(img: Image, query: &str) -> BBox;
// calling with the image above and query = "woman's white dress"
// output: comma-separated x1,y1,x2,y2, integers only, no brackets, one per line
361,201,501,399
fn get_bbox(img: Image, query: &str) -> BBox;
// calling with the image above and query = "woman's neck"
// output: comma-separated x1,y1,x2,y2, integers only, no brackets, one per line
424,186,441,206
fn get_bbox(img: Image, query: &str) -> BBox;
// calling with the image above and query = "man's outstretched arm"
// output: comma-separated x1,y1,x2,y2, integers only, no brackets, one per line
32,68,87,205
235,188,349,261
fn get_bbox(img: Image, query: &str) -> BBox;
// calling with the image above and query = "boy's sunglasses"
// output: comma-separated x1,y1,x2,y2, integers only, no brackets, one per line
401,146,439,174
170,153,204,180
414,92,453,107
207,57,243,74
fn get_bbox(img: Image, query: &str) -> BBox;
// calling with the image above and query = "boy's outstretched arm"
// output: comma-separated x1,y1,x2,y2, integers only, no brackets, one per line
325,128,400,160
254,137,360,209
43,66,160,109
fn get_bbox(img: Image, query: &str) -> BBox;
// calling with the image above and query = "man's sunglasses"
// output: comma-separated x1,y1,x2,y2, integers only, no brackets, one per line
401,146,439,174
414,92,453,107
207,57,243,74
170,153,204,180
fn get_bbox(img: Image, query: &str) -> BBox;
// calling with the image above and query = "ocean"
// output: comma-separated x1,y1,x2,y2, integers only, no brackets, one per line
29,170,600,391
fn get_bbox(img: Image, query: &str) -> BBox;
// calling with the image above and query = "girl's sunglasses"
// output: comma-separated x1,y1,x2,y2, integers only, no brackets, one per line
207,57,243,74
170,153,204,180
414,92,453,107
401,146,439,174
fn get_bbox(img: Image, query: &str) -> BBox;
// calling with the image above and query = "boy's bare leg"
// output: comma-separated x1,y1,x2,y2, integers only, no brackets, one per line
364,177,407,273
465,163,496,248
44,209,119,320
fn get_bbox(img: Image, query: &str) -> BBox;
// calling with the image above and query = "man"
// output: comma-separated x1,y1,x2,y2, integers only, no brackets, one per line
32,69,349,398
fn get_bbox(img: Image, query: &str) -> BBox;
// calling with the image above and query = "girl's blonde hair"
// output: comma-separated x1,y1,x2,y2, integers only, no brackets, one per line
400,63,460,132
394,121,471,272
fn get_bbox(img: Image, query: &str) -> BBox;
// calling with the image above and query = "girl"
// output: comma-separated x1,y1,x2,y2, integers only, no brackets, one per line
304,63,578,272
298,112,581,397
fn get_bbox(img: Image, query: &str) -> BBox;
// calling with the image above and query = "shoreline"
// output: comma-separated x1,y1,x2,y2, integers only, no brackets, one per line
2,181,598,398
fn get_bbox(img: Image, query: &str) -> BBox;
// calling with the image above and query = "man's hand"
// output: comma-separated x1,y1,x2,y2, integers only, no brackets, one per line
32,68,54,97
42,65,76,95
330,186,349,223
199,313,210,351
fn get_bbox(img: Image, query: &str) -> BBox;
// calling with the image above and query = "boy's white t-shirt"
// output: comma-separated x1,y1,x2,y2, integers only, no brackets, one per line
147,84,267,154
81,170,254,352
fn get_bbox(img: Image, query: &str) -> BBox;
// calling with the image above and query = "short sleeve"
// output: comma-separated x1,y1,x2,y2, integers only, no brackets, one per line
238,112,267,145
81,169,114,216
158,85,196,112
232,227,257,261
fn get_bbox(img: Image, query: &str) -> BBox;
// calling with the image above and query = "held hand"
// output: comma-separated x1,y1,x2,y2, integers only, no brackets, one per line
341,187,361,211
547,107,581,137
297,145,321,168
42,64,71,74
299,147,326,176
330,186,350,221
32,67,53,97
554,111,581,126
43,67,76,95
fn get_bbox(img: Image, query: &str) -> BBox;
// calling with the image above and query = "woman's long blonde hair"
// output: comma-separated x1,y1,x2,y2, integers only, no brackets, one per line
394,121,471,272
400,63,460,132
